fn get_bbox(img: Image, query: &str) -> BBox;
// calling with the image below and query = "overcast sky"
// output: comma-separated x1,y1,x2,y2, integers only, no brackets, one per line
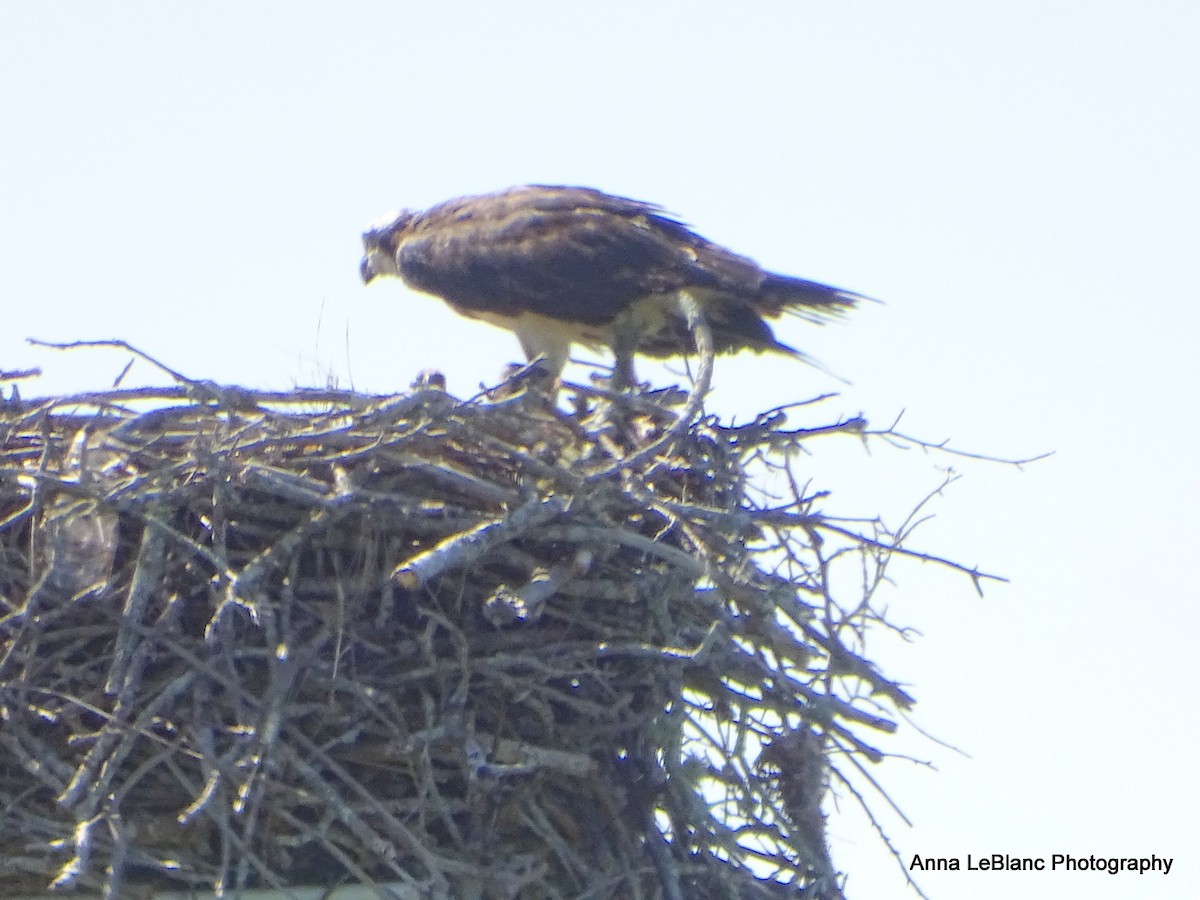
3,3,1198,898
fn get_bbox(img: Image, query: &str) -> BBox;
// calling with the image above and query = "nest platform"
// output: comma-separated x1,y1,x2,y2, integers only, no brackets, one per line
0,378,909,899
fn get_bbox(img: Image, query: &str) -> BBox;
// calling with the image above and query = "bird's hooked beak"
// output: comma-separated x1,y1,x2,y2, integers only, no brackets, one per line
360,238,398,284
359,256,378,284
360,211,412,284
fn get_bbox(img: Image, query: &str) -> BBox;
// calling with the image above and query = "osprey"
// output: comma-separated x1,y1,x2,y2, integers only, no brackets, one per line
360,185,863,387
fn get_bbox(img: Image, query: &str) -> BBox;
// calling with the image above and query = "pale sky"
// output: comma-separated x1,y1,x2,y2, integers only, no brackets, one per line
3,2,1198,898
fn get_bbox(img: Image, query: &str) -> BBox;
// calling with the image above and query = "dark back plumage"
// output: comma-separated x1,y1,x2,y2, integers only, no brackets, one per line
361,185,864,381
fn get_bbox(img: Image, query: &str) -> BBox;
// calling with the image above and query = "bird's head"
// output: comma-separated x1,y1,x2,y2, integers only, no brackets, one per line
359,210,415,284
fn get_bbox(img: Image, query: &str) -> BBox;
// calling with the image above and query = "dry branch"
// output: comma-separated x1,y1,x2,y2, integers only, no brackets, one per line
0,374,994,899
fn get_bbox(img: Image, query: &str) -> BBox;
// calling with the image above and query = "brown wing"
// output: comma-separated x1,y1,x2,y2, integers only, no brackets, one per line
391,186,707,325
389,185,859,357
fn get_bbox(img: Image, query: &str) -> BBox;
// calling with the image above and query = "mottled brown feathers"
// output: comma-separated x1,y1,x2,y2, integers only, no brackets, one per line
361,185,862,383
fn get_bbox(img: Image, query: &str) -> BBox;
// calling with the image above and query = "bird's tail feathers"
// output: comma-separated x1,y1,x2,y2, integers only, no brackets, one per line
760,274,868,324
774,341,852,384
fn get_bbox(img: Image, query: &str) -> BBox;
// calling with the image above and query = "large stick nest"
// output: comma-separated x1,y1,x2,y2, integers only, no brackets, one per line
0,376,924,899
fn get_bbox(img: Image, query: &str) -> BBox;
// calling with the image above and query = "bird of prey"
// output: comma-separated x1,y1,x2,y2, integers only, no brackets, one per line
360,185,864,388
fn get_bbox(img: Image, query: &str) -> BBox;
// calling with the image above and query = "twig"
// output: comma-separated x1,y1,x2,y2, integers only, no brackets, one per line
393,495,568,589
29,338,200,387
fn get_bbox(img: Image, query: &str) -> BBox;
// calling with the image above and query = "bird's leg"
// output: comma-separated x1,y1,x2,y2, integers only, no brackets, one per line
584,291,714,474
579,322,640,450
609,326,640,392
505,334,570,398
